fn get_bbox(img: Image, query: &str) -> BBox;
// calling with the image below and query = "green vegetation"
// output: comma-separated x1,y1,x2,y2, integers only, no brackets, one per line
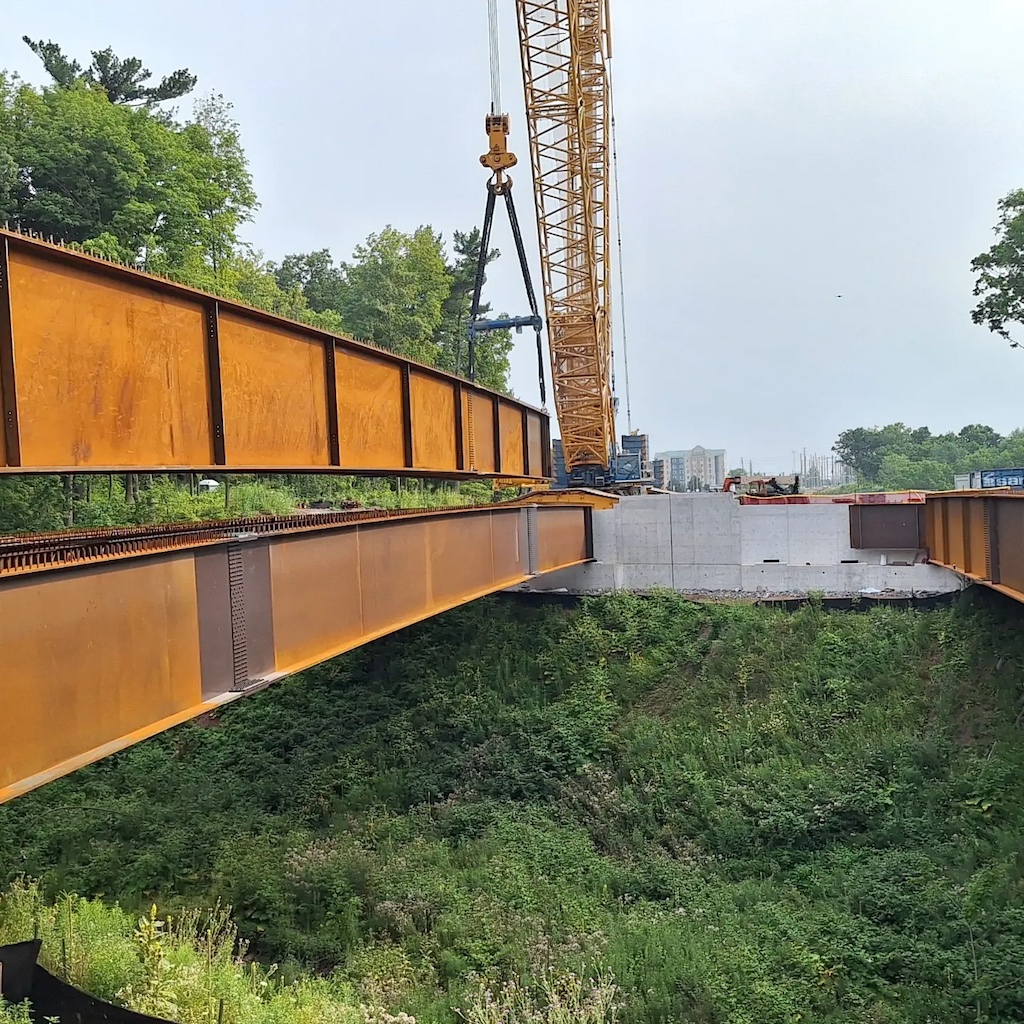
832,422,1024,491
0,475,505,534
0,883,615,1024
972,188,1024,350
2,592,1024,1022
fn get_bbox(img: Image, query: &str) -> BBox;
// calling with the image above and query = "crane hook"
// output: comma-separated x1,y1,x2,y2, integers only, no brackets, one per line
480,113,517,191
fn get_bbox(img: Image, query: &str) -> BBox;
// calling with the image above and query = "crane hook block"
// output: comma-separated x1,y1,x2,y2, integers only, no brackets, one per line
480,113,518,176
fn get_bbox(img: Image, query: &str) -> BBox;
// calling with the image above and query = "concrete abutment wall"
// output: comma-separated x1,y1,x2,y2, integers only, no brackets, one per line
517,494,960,597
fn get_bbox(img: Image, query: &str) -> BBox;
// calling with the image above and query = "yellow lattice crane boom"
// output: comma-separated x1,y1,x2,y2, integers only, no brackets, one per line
516,0,616,485
470,0,635,487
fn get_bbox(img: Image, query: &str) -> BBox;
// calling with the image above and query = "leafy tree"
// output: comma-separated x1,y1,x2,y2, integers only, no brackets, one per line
272,249,346,314
877,454,952,492
959,423,1002,449
3,79,256,279
433,227,512,391
0,75,16,222
22,38,196,106
971,189,1024,348
7,82,153,250
833,421,1024,490
0,477,65,532
155,94,258,287
274,230,514,391
219,250,309,319
337,225,450,363
833,426,902,481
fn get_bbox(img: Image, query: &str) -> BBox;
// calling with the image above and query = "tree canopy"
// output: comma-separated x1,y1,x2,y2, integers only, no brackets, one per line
22,37,197,105
833,422,1024,490
0,73,255,274
971,189,1024,349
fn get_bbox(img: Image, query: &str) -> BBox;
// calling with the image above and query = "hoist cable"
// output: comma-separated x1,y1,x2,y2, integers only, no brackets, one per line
606,69,630,436
487,0,501,114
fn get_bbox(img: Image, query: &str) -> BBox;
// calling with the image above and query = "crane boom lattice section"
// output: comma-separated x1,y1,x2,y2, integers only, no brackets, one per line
517,0,615,473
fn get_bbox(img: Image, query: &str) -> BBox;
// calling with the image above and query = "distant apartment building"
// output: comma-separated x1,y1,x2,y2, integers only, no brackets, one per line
654,446,727,490
652,458,670,489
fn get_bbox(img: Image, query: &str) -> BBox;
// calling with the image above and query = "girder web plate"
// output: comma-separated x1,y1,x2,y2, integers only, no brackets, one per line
0,229,549,481
926,492,1024,600
0,503,593,804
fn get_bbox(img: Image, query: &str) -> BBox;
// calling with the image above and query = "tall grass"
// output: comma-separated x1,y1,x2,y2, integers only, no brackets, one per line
0,881,618,1024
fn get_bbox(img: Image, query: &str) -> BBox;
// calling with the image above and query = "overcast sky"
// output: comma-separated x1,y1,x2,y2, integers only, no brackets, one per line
3,0,1024,472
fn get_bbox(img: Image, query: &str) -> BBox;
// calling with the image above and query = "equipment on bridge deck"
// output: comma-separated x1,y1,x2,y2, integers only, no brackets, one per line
955,468,1024,492
724,475,802,498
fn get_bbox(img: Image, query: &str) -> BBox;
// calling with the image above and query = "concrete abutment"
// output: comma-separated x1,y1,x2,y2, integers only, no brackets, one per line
514,493,960,598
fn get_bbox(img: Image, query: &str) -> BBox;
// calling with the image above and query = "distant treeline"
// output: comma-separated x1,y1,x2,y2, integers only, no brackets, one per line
833,422,1024,490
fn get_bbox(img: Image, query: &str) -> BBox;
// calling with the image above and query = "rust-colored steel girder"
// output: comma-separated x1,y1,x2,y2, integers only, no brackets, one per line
0,229,551,480
925,490,1024,602
0,502,592,803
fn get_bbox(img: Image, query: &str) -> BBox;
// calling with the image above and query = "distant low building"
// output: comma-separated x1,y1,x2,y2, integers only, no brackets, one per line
653,446,727,490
